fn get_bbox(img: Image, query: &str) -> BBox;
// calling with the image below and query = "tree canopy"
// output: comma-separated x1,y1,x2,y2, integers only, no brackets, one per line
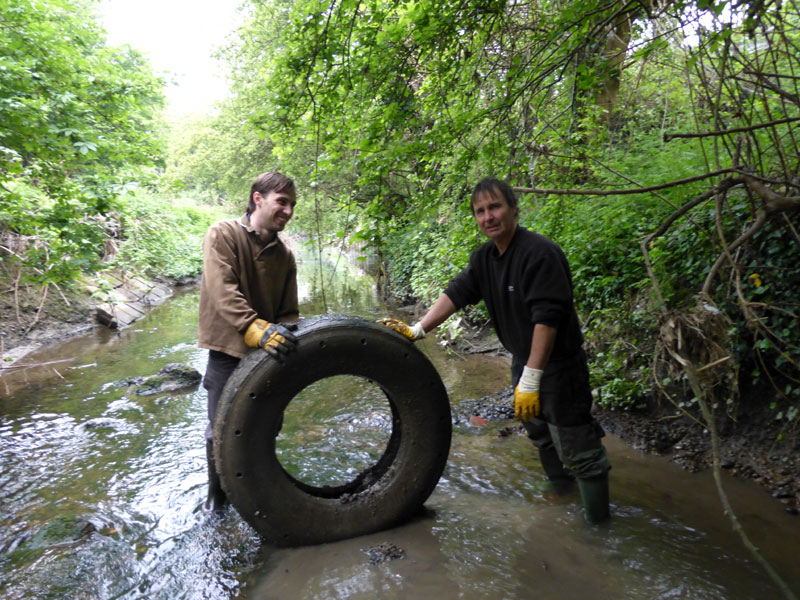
2,0,799,423
183,0,800,416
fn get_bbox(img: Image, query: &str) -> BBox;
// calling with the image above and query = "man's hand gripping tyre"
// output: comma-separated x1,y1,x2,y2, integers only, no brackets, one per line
379,317,425,341
244,319,298,361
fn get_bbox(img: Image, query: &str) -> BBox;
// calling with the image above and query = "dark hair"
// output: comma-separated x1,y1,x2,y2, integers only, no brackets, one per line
248,172,295,213
470,177,517,212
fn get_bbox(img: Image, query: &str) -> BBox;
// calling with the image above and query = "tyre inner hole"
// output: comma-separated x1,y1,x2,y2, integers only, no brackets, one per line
275,375,394,488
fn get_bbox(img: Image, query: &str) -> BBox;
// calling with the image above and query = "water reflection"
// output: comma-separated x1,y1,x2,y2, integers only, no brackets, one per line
1,247,799,600
277,375,392,487
296,245,379,316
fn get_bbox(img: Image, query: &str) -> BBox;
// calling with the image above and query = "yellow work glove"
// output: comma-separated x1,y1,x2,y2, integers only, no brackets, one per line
244,319,298,360
514,366,543,422
379,317,425,341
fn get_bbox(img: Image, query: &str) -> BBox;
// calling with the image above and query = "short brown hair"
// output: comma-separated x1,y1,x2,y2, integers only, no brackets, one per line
248,172,295,213
470,178,518,212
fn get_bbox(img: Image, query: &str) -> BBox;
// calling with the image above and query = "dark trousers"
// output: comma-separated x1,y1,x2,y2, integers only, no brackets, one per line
202,350,241,441
511,350,610,480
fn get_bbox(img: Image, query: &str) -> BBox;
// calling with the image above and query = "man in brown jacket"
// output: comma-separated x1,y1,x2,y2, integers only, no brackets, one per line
198,171,300,511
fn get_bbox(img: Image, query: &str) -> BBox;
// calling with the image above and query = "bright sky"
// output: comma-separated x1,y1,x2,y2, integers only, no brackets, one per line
97,0,243,115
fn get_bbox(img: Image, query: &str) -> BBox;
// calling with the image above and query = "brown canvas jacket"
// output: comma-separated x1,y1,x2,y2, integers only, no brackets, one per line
198,216,299,358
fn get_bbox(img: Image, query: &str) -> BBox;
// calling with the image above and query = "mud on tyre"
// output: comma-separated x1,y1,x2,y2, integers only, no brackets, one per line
213,314,452,546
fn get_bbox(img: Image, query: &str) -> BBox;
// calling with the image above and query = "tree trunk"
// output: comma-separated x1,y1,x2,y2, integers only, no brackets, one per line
596,9,633,123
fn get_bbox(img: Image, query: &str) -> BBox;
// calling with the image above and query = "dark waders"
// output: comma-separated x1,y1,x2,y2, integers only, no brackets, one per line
512,352,611,524
202,350,241,512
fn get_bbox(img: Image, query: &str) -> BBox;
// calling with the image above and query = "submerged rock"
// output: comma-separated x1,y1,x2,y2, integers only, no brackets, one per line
133,363,202,396
4,514,118,557
365,541,406,565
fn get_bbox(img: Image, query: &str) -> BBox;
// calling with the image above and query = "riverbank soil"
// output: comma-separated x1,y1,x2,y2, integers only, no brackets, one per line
0,273,189,368
595,401,800,515
4,293,799,517
0,282,97,366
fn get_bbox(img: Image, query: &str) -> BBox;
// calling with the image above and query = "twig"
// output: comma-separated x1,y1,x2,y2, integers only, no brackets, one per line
663,115,800,142
52,281,71,307
443,343,467,361
23,283,49,337
702,207,767,296
696,355,731,372
653,352,707,428
665,340,798,600
695,371,797,600
513,167,738,197
642,177,745,310
0,357,76,372
14,269,21,322
655,413,688,421
783,213,800,246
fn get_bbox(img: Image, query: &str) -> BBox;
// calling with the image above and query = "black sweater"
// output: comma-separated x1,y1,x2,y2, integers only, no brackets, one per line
444,226,584,364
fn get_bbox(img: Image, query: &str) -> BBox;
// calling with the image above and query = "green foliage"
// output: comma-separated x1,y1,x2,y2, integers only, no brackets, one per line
161,107,272,209
0,0,165,182
586,307,655,411
111,193,229,280
529,192,655,313
382,212,482,303
1,177,118,285
718,212,800,385
172,0,800,423
591,354,651,411
0,0,165,287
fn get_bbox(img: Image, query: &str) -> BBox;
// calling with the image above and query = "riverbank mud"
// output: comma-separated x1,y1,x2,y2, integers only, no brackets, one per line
0,274,195,369
0,283,98,367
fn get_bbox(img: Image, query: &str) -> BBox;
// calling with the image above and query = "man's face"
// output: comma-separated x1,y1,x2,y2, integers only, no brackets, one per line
250,188,296,236
472,189,517,247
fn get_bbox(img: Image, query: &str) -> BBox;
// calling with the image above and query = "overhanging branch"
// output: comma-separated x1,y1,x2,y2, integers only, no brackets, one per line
513,168,737,197
663,116,800,142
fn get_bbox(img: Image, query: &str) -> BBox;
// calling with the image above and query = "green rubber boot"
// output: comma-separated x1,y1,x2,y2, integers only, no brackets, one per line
205,440,228,512
539,445,575,494
578,474,610,524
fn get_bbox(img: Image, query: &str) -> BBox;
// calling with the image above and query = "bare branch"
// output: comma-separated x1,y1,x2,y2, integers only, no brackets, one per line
642,177,745,311
745,175,800,212
513,168,738,197
0,358,76,373
663,116,800,142
702,208,767,295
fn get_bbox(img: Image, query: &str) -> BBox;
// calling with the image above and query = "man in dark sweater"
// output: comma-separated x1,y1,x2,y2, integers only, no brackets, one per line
382,177,610,523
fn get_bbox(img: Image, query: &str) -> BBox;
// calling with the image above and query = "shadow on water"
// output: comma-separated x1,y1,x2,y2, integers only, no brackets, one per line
1,246,799,599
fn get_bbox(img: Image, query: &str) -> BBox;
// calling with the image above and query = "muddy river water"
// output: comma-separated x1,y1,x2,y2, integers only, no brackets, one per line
2,250,799,599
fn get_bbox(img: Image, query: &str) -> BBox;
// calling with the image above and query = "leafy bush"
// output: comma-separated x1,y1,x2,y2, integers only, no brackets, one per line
111,193,229,280
0,0,164,290
585,306,656,411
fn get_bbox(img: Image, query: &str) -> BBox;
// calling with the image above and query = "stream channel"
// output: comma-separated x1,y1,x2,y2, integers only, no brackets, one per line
2,247,800,600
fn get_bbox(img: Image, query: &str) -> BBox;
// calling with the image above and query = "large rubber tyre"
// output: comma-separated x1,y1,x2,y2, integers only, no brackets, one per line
213,314,452,547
